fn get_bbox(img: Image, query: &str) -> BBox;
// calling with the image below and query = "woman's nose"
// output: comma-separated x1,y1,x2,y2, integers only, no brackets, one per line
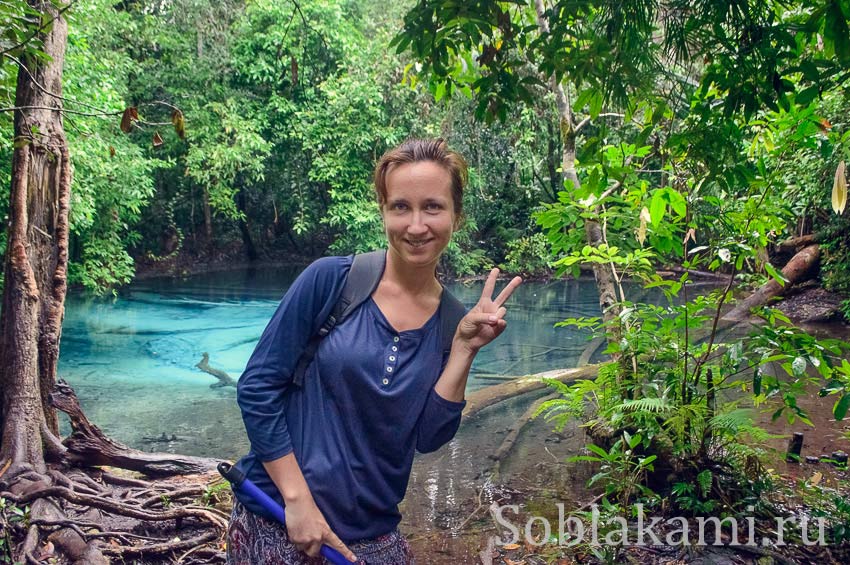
407,211,428,234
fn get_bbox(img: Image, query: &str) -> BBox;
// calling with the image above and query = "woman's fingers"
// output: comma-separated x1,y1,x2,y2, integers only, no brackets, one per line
324,530,357,562
493,276,522,307
479,268,499,303
463,309,506,328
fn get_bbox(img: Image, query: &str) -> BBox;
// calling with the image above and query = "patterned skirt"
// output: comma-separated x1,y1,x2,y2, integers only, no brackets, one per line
226,499,415,565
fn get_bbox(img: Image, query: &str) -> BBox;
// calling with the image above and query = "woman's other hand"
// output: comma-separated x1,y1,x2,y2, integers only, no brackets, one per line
285,492,357,561
454,268,522,354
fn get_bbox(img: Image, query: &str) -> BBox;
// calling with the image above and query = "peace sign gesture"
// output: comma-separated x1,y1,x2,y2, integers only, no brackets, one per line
454,268,522,354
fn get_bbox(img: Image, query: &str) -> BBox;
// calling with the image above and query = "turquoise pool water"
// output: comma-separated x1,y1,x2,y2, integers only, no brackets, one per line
58,266,603,459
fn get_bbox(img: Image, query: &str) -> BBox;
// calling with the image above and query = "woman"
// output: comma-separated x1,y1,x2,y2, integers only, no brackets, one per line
227,138,521,564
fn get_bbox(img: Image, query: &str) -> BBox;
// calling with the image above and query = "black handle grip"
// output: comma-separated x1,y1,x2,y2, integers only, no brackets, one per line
217,461,246,487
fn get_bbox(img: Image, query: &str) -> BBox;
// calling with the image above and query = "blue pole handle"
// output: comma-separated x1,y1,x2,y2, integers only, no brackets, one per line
218,462,351,565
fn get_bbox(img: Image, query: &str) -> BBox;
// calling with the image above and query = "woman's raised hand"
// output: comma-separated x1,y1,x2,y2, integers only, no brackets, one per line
454,268,522,354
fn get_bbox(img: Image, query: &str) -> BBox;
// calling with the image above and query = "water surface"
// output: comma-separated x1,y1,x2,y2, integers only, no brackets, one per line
59,266,604,459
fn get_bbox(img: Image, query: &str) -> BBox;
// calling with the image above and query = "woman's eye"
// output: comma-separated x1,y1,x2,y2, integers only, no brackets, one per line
426,203,443,211
391,202,408,211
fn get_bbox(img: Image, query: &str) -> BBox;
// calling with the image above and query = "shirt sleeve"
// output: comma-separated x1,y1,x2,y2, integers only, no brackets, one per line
416,388,466,454
236,256,350,462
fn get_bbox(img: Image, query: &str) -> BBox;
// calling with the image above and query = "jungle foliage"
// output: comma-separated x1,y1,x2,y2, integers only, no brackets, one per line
394,0,850,549
1,0,566,293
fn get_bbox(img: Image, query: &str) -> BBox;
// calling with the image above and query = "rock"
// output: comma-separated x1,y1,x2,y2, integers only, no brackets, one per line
777,286,843,323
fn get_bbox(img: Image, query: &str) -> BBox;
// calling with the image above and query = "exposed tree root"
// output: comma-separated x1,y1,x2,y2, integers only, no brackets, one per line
1,468,229,564
0,380,230,564
50,380,221,476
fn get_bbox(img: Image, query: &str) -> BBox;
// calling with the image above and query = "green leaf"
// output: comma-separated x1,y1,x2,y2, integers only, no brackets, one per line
834,393,850,421
825,1,850,64
795,85,819,106
649,190,666,227
764,262,786,286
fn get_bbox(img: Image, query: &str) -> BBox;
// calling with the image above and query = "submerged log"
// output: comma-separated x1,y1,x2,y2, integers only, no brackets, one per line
462,365,598,421
49,380,220,477
489,392,558,475
723,244,820,322
196,352,236,388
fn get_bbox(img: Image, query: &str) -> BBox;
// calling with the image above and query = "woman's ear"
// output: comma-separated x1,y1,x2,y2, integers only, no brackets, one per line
453,214,464,232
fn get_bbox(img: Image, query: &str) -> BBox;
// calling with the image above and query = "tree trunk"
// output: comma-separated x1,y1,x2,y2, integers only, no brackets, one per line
202,185,213,242
0,0,70,472
533,0,623,345
236,188,258,261
723,244,821,321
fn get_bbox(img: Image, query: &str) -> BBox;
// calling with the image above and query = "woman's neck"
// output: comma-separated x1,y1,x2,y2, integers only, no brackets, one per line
382,249,442,297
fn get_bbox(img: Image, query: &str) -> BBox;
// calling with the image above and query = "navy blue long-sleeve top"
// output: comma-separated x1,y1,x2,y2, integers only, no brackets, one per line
233,255,466,542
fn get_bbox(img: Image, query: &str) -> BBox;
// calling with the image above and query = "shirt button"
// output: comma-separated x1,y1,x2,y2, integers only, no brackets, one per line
393,336,399,343
389,356,396,362
386,366,393,373
392,346,398,352
382,378,390,385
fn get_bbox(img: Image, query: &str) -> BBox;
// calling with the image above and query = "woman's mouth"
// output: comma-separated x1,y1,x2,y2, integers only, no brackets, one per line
404,238,433,248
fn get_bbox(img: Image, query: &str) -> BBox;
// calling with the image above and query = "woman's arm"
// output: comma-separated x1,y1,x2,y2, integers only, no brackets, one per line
417,269,521,453
435,268,522,402
261,455,356,561
236,257,349,463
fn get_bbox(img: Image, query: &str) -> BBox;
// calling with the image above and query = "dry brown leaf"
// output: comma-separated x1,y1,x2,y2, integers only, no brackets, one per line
109,145,116,157
637,206,650,246
171,109,186,139
120,107,137,133
502,543,520,550
832,160,847,214
152,131,164,147
810,471,823,486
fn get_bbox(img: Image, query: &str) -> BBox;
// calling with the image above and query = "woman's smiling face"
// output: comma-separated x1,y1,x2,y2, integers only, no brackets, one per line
381,160,456,271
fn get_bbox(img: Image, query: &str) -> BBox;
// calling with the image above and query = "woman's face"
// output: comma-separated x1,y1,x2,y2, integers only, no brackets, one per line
381,160,456,271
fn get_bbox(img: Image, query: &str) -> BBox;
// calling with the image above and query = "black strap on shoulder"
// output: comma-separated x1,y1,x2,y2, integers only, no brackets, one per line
335,250,387,328
292,251,386,386
437,289,467,355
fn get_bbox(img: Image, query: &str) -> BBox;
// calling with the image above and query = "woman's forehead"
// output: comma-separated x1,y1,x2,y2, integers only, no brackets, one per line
385,161,452,196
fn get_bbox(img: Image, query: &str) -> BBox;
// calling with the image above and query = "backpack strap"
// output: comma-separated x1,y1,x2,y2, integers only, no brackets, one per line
292,250,386,386
438,289,467,356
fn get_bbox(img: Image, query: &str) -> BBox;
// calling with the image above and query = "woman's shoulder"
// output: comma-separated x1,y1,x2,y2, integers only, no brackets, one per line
297,255,355,286
308,254,354,272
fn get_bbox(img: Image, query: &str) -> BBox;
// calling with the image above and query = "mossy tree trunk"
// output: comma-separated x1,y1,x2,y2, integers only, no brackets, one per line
0,0,71,474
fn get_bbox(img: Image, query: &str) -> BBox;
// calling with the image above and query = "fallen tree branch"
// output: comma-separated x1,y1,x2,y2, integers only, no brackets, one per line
723,244,820,322
196,352,237,388
490,393,559,480
462,366,598,421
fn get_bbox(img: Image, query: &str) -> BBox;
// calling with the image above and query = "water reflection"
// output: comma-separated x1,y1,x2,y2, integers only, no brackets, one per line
59,266,604,458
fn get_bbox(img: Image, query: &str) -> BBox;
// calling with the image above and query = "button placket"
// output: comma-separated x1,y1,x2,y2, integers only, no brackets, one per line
383,335,401,386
